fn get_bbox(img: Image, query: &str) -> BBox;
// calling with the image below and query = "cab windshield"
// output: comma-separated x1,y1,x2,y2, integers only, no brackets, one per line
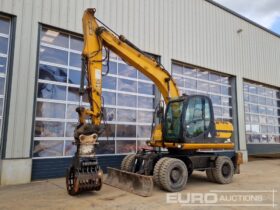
165,101,183,139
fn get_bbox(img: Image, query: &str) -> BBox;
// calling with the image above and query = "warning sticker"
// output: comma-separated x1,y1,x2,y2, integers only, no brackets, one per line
95,69,101,80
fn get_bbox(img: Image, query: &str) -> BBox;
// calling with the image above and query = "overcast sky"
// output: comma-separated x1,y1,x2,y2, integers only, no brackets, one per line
214,0,280,35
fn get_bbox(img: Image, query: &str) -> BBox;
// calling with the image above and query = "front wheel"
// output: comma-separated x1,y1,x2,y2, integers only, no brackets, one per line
121,154,136,172
158,158,188,192
153,157,170,186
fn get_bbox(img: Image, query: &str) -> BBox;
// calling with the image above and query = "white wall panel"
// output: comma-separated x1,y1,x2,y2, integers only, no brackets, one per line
0,0,279,157
58,0,68,28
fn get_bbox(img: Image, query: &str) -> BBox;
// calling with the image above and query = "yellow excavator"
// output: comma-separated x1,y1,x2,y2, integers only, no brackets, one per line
66,8,243,196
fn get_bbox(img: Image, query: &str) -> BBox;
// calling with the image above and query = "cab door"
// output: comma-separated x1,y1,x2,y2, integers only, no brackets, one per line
183,95,215,143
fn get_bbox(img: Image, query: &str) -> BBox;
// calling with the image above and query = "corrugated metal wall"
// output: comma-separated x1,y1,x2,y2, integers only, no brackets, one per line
0,0,279,158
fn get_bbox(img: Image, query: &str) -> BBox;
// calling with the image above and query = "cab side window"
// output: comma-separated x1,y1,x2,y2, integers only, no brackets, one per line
185,97,211,137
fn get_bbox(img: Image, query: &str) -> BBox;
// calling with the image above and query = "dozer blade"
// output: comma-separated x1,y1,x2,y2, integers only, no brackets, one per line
104,167,153,197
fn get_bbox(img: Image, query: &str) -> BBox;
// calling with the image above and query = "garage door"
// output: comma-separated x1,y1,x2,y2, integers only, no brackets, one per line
243,81,280,154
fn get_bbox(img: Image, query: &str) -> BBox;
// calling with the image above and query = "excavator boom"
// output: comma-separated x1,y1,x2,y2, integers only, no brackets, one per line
82,8,179,104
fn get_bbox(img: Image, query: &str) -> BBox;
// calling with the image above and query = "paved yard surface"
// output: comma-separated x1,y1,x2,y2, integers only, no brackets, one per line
0,157,279,210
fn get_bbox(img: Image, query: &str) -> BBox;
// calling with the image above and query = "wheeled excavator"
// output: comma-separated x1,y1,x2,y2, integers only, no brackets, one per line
66,8,243,196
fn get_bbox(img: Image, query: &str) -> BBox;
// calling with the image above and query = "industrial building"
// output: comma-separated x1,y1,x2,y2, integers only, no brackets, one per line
0,0,279,185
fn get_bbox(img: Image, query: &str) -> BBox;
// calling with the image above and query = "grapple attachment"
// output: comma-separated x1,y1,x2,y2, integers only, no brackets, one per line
104,167,154,197
66,163,103,195
66,124,104,196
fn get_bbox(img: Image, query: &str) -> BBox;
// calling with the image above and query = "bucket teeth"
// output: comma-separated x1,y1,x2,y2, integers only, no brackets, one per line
104,167,153,197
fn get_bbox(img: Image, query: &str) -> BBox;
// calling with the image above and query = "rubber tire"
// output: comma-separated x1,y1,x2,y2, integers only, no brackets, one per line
121,154,136,172
153,157,170,186
212,156,234,184
206,169,216,182
121,154,132,170
159,158,188,192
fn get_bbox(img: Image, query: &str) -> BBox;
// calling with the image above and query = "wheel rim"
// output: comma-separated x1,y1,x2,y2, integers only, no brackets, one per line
170,167,182,183
222,163,231,178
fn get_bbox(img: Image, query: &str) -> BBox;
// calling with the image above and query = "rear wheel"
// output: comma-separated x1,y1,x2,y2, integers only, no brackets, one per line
153,157,169,186
121,154,136,172
212,156,234,184
159,158,188,192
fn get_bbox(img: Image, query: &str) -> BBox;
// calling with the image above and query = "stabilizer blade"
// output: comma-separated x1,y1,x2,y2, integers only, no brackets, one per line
104,167,153,197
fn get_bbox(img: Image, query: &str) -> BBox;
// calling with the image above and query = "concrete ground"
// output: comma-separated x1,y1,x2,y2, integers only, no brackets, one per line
0,157,279,210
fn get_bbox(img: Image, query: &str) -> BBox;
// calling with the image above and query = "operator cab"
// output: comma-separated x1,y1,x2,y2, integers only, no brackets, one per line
164,95,216,143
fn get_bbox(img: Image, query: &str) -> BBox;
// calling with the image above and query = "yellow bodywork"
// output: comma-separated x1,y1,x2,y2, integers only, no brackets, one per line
215,121,234,139
81,10,103,125
150,123,234,150
151,124,163,142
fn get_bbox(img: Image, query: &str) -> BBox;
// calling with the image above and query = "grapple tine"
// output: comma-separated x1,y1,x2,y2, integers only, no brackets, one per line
104,167,154,197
